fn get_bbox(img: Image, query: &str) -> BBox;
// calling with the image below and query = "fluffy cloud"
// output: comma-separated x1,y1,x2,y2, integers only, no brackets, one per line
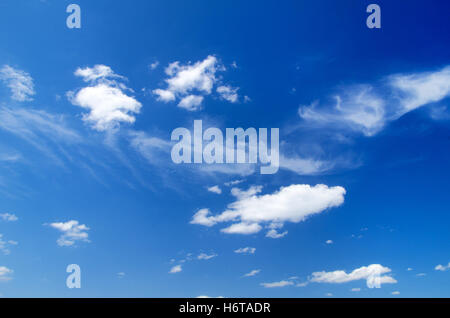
169,264,182,274
48,220,90,247
261,280,294,288
69,65,142,131
153,55,240,110
435,263,450,271
298,66,450,136
326,240,333,244
309,264,397,288
243,269,260,277
197,253,217,260
191,184,346,238
0,266,13,282
207,185,222,194
234,247,256,254
0,213,18,222
0,65,35,101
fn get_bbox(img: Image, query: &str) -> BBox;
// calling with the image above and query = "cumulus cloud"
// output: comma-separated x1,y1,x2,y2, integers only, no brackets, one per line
207,185,222,194
326,240,333,244
0,65,35,101
392,291,400,295
169,264,182,274
243,269,260,277
47,220,90,247
69,65,142,131
190,184,346,238
0,213,18,222
309,264,397,288
261,280,294,288
152,55,240,110
265,229,288,239
0,266,13,282
435,263,450,271
298,66,450,136
234,247,256,254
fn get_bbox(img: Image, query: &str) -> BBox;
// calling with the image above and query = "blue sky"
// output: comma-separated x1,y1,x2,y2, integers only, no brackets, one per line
0,0,450,297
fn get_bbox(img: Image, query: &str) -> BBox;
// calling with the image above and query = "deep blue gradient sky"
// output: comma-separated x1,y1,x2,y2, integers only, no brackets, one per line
0,0,450,297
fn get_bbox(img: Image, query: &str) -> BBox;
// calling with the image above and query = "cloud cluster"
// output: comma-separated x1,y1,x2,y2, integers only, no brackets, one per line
435,262,450,271
0,65,35,101
299,66,450,136
191,184,346,238
0,234,18,255
48,220,90,247
153,56,239,111
310,264,397,288
69,65,142,131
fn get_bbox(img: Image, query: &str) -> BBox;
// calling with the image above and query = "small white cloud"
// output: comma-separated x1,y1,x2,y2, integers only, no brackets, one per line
265,229,288,239
0,266,13,282
177,95,204,111
153,88,175,102
391,291,400,295
0,213,18,222
261,280,294,288
207,185,222,194
0,65,35,101
416,273,426,277
243,269,260,277
351,288,361,292
169,264,182,274
149,61,159,70
224,180,244,187
47,220,90,247
435,263,450,271
234,247,256,254
407,267,413,271
325,240,333,244
325,293,333,297
197,253,217,260
70,65,142,131
310,264,397,288
217,85,239,103
117,272,125,279
0,234,17,255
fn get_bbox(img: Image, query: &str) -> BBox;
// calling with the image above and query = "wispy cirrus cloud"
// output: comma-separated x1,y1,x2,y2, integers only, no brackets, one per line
0,65,35,101
298,65,450,136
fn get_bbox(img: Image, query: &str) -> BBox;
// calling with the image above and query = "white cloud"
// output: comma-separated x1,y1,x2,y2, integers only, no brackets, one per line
117,272,125,279
178,95,204,111
243,269,260,277
351,288,361,292
407,268,413,271
0,213,18,222
279,155,336,175
153,55,239,110
309,264,397,288
326,240,333,244
435,263,450,271
207,185,222,194
0,234,17,255
48,220,90,247
0,266,13,282
169,264,182,274
197,253,217,260
416,273,426,277
217,85,239,103
70,65,142,131
191,184,346,237
149,61,159,70
0,65,35,101
265,229,288,239
298,66,450,136
392,291,400,295
224,179,244,187
234,247,256,254
261,280,294,288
